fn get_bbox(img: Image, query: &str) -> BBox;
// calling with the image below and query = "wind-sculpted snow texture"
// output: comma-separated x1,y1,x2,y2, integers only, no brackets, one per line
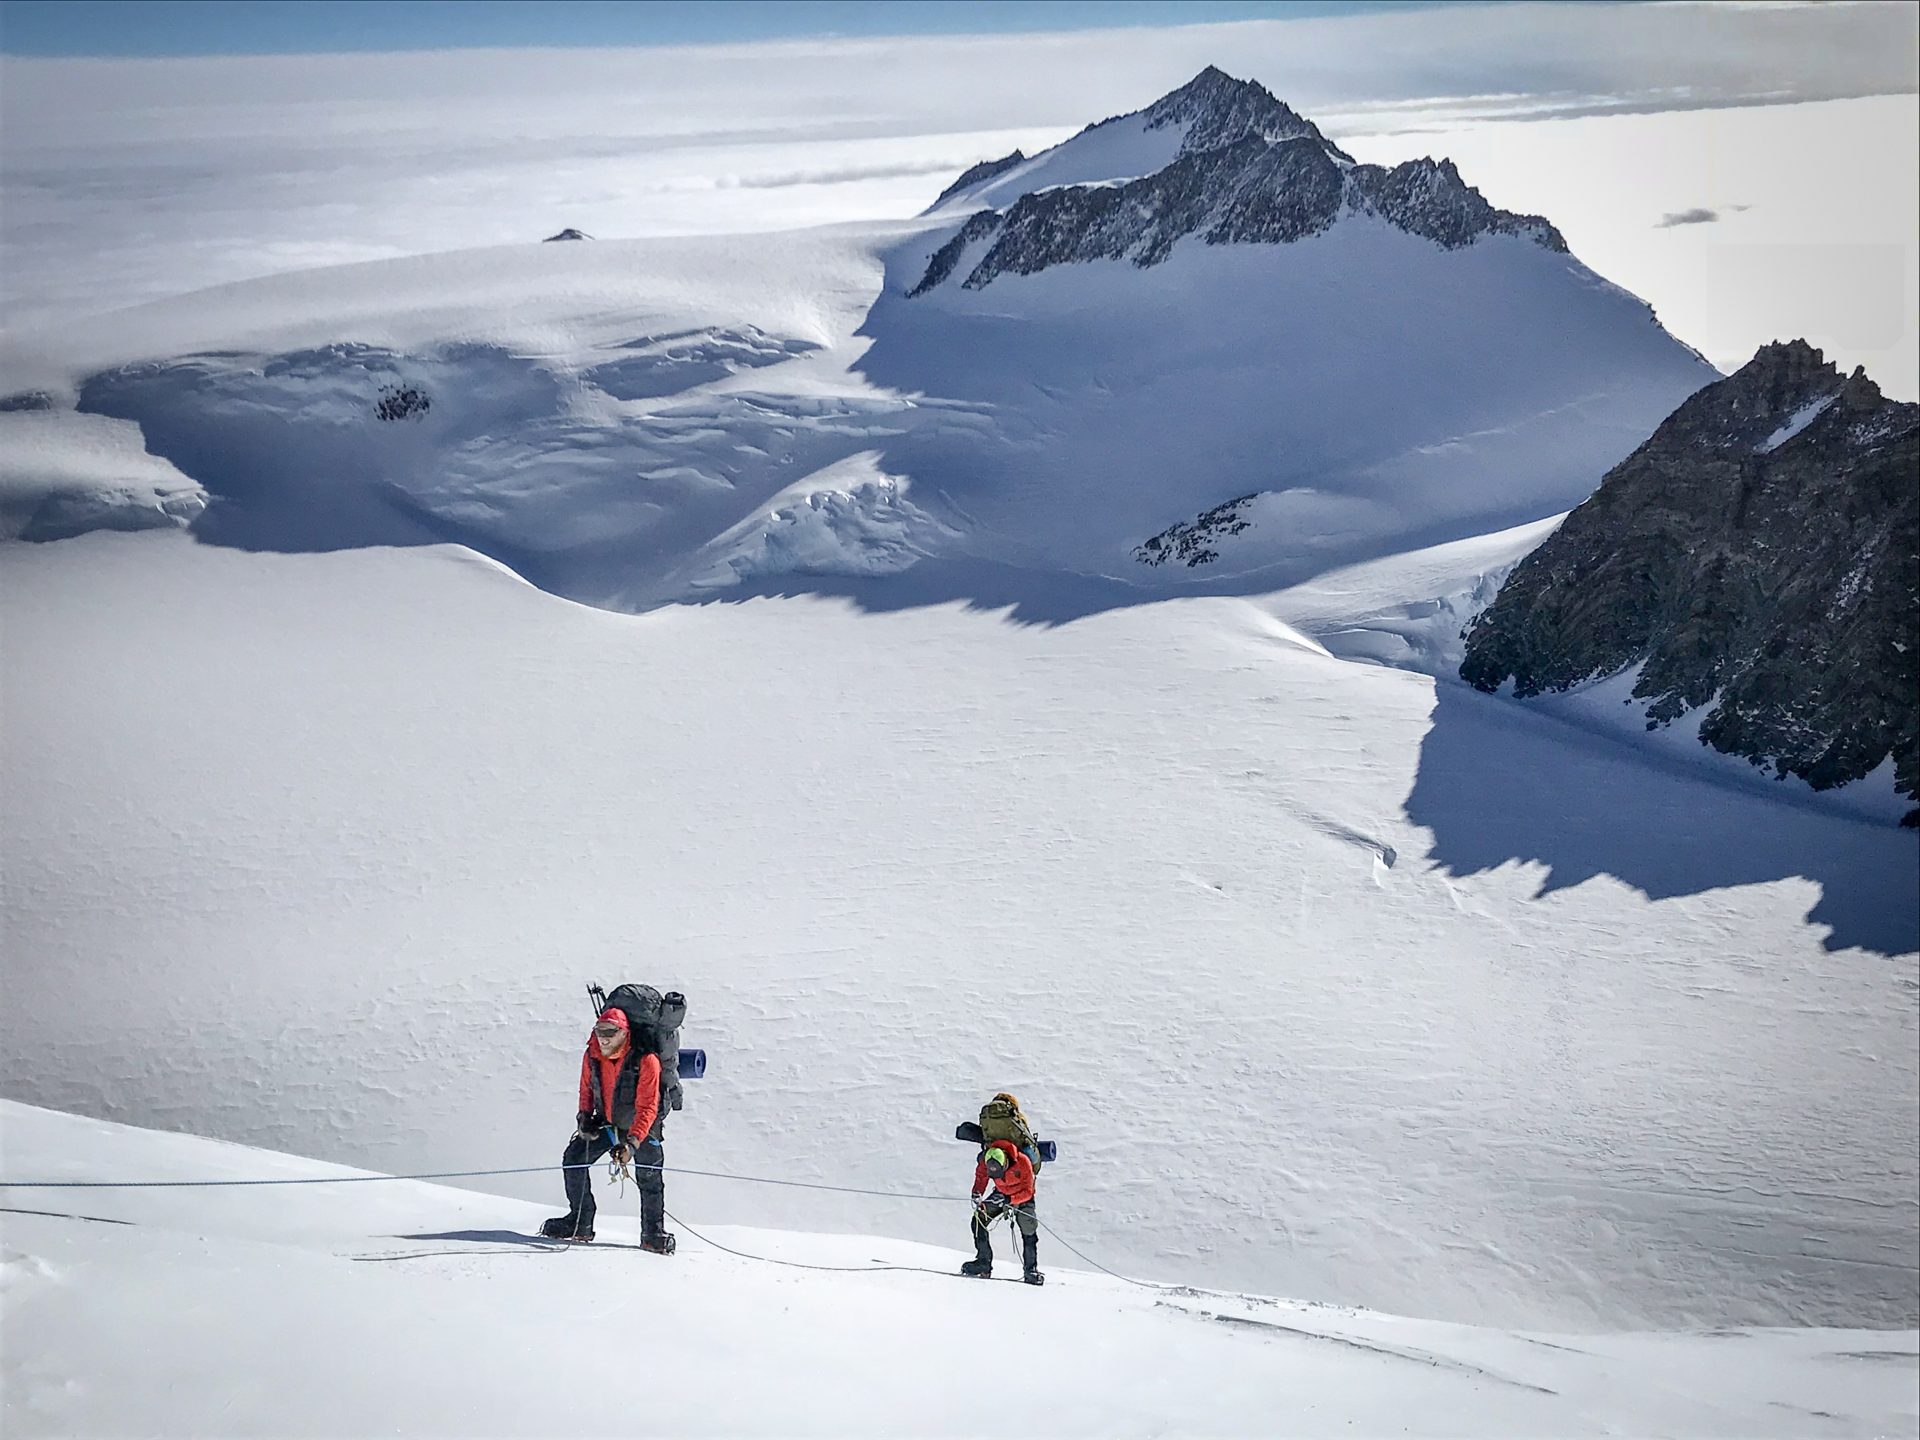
1463,342,1920,821
4,536,1916,1336
8,1104,1916,1440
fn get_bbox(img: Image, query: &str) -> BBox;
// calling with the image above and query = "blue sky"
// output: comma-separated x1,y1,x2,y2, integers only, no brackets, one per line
0,0,1458,58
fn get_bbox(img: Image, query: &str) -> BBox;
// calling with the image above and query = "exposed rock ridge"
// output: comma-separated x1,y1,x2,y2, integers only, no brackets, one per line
911,68,1564,295
1136,64,1352,163
930,150,1027,208
911,132,1564,295
1135,494,1257,567
1461,341,1920,821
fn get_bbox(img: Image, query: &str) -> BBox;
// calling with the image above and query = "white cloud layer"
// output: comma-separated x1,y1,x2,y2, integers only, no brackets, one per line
2,2,1914,393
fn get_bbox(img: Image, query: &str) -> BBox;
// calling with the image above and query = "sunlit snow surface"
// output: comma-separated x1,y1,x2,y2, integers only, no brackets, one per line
3,533,1914,1345
2,1103,1916,1439
0,213,1712,603
1,180,1915,1429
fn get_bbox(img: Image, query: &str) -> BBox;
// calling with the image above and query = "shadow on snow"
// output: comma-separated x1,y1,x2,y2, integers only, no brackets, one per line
1407,681,1919,955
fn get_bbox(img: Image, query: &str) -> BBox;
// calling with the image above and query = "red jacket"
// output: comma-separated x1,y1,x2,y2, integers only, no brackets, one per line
577,1009,661,1143
972,1144,1036,1206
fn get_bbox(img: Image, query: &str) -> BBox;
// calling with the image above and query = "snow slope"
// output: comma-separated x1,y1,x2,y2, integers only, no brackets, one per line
0,152,1714,606
926,111,1187,213
0,408,205,541
3,75,1913,1413
4,1102,1916,1440
4,534,1914,1341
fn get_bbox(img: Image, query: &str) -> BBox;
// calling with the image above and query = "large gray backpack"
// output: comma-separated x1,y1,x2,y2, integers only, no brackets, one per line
590,983,687,1118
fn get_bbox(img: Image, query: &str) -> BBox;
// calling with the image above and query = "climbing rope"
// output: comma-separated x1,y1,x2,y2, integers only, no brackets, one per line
0,1158,952,1200
660,1204,958,1279
0,1148,1170,1291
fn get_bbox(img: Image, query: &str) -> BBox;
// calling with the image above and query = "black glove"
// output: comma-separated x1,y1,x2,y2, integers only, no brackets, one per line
611,1143,631,1165
575,1111,600,1139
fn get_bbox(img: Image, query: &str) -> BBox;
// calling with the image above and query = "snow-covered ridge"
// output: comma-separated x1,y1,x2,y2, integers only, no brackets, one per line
913,69,1563,295
5,1101,1916,1438
928,65,1351,216
0,408,205,541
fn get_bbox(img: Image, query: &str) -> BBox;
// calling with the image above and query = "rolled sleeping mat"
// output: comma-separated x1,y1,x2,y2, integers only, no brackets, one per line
954,1123,1059,1166
677,1048,706,1080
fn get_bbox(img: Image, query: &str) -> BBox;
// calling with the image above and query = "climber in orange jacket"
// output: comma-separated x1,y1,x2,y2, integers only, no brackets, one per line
961,1140,1043,1284
541,1006,666,1247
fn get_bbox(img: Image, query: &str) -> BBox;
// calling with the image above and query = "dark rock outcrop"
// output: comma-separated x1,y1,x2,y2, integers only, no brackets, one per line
929,150,1026,209
1461,341,1919,820
375,384,431,421
911,69,1563,296
543,228,592,242
1134,64,1348,162
1136,494,1257,567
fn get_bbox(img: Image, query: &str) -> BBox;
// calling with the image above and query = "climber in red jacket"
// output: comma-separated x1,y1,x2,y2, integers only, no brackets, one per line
961,1140,1043,1284
541,1006,667,1247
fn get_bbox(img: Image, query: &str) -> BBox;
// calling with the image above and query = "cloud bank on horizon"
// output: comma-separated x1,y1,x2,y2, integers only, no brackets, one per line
2,0,1915,394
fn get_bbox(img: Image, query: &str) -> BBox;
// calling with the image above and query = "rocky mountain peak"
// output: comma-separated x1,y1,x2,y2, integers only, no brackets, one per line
912,68,1568,296
1461,344,1919,821
1646,339,1851,453
1842,365,1884,411
1138,65,1349,162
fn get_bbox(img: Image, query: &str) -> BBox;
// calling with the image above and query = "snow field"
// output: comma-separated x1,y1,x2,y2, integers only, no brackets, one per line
4,201,1713,605
3,533,1913,1338
3,1102,1916,1439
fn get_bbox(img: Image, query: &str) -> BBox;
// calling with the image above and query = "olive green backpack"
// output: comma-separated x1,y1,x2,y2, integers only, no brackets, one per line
978,1095,1041,1172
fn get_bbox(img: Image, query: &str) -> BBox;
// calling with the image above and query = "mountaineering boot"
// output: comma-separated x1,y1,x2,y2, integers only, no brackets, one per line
640,1232,677,1255
541,1215,588,1241
964,1208,996,1277
1022,1232,1044,1286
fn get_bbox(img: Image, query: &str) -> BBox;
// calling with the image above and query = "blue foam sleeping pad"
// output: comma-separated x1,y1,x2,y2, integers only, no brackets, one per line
954,1121,1057,1164
677,1048,706,1080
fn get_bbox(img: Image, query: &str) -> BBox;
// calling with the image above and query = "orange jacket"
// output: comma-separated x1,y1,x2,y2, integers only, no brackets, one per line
972,1143,1036,1206
576,1010,661,1143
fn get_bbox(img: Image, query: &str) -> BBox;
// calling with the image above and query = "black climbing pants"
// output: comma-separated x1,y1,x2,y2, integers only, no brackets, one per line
562,1130,667,1236
972,1198,1038,1269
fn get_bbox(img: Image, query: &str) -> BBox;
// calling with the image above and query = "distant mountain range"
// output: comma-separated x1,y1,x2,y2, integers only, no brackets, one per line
8,68,1910,819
